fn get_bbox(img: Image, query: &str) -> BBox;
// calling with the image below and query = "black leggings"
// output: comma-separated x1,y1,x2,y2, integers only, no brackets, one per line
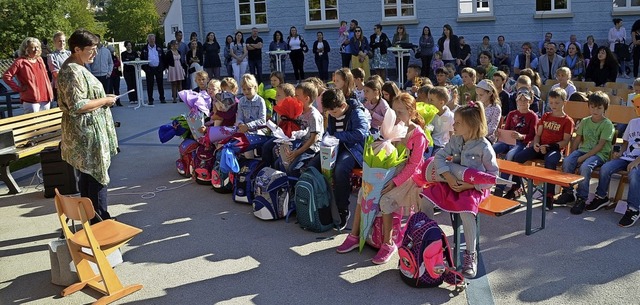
634,47,640,78
290,49,305,81
421,54,433,77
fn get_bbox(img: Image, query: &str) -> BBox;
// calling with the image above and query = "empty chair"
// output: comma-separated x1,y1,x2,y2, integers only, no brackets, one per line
54,188,143,304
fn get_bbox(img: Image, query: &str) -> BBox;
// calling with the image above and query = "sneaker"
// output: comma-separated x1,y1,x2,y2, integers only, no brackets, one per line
338,210,350,231
585,196,610,212
504,187,522,200
554,191,576,206
493,188,504,197
619,208,640,227
336,234,359,253
570,198,586,215
462,250,478,278
372,242,398,265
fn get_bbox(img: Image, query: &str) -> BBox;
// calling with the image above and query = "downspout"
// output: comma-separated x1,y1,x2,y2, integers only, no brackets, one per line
197,0,203,39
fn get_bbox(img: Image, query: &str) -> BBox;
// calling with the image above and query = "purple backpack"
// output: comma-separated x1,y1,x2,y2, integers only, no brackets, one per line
398,212,464,288
192,144,215,185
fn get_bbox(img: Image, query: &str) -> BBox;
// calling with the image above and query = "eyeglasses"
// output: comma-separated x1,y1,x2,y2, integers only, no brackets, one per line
355,30,361,32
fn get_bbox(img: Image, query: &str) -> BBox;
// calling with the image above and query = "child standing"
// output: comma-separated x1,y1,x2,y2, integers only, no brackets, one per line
280,82,323,177
351,67,366,103
363,80,390,131
554,91,615,214
508,88,574,204
236,74,267,134
475,79,502,143
586,96,640,227
493,87,539,197
308,88,369,229
421,101,499,278
337,93,427,265
428,87,455,156
431,51,444,74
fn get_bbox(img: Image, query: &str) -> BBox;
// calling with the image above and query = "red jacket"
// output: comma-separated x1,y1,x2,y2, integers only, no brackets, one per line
2,57,53,103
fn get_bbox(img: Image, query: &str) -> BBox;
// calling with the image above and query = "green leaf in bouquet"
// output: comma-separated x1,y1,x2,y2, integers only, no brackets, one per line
417,103,438,125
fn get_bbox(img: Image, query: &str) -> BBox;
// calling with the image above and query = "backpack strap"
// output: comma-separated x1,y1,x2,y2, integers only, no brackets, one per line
440,232,465,287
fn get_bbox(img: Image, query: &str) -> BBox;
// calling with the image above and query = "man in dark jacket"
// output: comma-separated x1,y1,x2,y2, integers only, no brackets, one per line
140,34,165,105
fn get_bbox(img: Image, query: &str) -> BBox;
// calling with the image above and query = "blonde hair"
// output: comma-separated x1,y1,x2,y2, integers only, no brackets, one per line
429,86,450,103
334,68,355,98
461,67,476,80
278,83,295,97
241,73,258,89
296,82,318,102
207,79,221,90
220,77,238,94
195,70,209,80
304,77,326,93
18,37,41,57
555,66,572,80
456,102,488,140
516,75,532,87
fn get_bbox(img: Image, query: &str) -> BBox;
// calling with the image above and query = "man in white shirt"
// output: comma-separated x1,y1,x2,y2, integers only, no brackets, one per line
140,34,166,105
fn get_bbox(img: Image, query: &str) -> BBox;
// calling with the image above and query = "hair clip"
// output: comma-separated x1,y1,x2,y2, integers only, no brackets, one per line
468,101,478,108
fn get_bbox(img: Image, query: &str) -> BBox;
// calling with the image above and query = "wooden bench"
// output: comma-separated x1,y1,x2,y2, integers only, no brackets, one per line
0,108,63,194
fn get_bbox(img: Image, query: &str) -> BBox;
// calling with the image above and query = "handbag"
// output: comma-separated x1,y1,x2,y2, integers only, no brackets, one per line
301,39,309,53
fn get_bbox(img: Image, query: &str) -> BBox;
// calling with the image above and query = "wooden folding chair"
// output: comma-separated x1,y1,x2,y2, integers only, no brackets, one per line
54,189,143,304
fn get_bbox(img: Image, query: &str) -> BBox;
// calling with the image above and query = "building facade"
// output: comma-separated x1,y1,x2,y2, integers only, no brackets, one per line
177,0,640,77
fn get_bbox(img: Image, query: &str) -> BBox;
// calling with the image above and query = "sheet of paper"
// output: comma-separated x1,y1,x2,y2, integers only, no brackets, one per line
497,129,516,146
115,89,135,100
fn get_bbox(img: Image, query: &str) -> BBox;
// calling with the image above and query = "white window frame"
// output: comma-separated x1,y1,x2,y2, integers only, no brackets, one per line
305,0,339,26
234,0,268,31
535,0,571,14
381,0,417,22
613,0,640,13
458,0,494,17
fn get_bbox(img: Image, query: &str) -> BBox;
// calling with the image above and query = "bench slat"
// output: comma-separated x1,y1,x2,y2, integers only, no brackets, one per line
0,114,62,134
13,123,62,145
479,195,520,216
16,140,61,159
0,108,62,127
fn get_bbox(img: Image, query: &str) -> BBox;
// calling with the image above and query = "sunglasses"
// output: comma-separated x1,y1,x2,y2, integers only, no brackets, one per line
355,30,362,32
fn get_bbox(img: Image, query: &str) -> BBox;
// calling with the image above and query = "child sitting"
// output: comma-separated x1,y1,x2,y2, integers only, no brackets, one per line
554,91,614,214
236,74,267,134
363,79,390,131
493,87,539,197
435,67,449,87
211,77,239,126
548,67,576,112
458,67,477,103
381,81,400,108
474,66,487,82
420,101,499,278
508,88,574,204
351,67,366,103
261,83,296,167
428,86,455,156
308,88,369,230
475,79,502,143
492,70,511,118
192,70,209,93
446,63,462,86
337,93,427,265
404,64,421,91
508,75,541,115
279,82,323,177
586,95,640,227
498,64,517,94
333,68,357,100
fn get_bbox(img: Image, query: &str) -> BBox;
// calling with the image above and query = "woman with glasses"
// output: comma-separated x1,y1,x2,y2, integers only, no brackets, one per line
350,26,371,79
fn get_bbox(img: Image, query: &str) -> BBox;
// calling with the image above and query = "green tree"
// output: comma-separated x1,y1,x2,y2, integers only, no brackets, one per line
0,0,101,58
105,0,159,44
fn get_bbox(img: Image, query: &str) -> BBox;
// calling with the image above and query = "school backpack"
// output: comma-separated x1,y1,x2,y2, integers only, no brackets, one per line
294,167,339,232
176,138,198,177
211,147,234,193
398,212,464,288
233,158,266,204
252,167,292,220
192,144,215,185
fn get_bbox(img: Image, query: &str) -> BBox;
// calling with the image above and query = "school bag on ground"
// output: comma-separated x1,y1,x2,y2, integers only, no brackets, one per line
252,167,293,220
233,158,266,203
398,211,464,288
294,167,340,232
176,138,198,177
192,144,215,185
211,147,234,193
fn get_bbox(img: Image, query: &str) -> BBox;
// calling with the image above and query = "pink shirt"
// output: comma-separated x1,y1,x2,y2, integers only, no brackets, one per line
393,126,427,186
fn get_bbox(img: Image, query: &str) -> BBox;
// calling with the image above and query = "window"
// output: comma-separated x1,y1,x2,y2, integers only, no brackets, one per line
306,0,338,25
382,0,416,21
235,0,267,30
613,0,640,13
535,0,570,12
171,25,179,34
458,0,493,16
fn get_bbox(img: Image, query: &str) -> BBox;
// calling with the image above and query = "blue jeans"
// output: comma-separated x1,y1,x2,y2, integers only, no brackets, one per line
512,147,563,195
494,142,525,191
594,158,640,209
561,150,605,199
309,149,356,211
248,59,263,84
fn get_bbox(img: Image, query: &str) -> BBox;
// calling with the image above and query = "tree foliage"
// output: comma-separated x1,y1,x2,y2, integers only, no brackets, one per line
105,0,159,44
0,0,101,58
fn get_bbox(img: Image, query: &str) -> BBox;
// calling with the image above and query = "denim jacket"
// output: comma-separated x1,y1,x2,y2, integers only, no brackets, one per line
434,135,499,191
236,94,266,131
326,98,370,167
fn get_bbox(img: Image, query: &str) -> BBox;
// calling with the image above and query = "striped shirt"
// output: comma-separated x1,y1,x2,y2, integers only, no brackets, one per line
335,115,347,132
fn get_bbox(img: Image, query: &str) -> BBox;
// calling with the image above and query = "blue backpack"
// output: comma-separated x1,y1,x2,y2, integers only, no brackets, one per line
252,167,293,220
233,159,265,204
211,147,233,193
294,167,339,232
